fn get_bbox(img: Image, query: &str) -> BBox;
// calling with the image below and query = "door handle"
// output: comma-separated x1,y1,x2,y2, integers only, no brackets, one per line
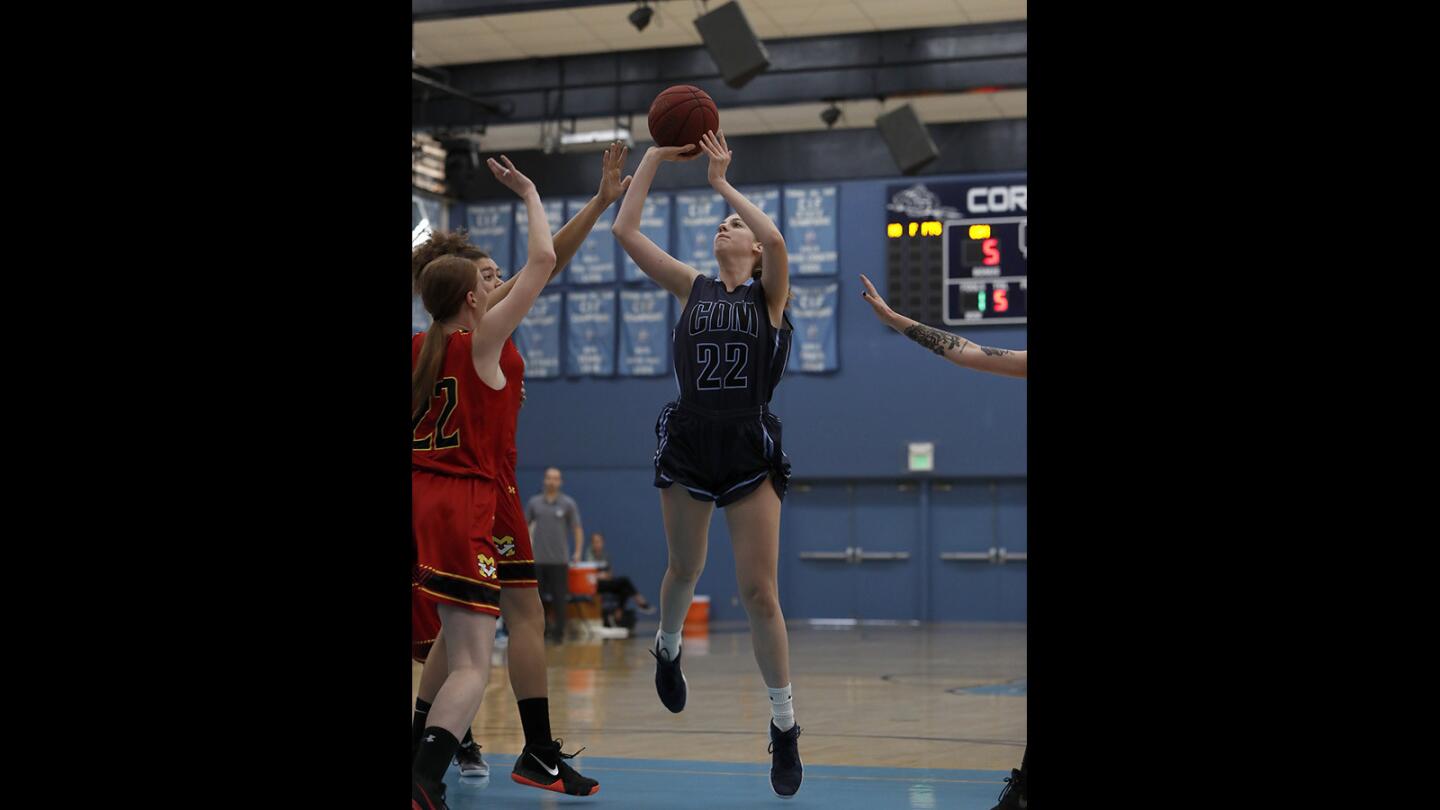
855,550,911,561
940,548,999,563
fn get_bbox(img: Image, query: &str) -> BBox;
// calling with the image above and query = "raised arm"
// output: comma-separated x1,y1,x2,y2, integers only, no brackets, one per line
860,274,1027,378
701,130,788,325
474,156,556,368
489,143,633,309
611,144,704,301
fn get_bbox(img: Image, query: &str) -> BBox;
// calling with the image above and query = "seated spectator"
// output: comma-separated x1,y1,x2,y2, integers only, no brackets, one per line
583,532,653,632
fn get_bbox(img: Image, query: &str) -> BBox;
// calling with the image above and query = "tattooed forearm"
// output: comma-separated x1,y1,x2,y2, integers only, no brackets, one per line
904,324,969,356
902,323,1015,361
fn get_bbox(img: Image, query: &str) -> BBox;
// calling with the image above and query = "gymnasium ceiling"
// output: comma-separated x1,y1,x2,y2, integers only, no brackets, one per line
413,0,1026,150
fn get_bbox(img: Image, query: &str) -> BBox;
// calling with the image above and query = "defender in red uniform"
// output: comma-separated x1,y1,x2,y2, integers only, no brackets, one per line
410,154,567,810
412,322,535,654
410,145,632,802
411,323,507,615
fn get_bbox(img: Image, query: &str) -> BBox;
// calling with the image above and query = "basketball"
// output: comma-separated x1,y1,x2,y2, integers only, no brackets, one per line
647,85,720,151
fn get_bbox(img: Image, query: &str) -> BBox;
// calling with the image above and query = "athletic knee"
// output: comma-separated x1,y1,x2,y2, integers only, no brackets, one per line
443,662,489,687
739,581,780,617
667,560,704,583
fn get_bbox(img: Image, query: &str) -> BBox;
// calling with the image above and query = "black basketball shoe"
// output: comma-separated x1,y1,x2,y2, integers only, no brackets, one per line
453,741,487,777
768,721,803,798
991,767,1027,809
650,643,687,713
510,739,600,796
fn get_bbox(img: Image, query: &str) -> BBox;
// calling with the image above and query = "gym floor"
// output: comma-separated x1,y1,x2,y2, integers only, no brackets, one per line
413,623,1027,808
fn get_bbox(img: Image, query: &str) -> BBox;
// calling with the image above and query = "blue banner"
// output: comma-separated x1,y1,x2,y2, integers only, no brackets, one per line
619,289,672,377
788,280,839,373
565,197,617,284
783,185,839,275
464,202,513,274
514,199,566,285
624,194,671,282
676,191,724,277
412,296,430,335
566,289,616,377
514,291,563,378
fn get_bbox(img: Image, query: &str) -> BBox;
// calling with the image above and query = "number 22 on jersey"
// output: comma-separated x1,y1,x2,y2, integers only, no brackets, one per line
412,377,460,451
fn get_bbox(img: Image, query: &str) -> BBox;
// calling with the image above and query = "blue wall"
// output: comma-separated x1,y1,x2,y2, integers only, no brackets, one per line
507,171,1027,622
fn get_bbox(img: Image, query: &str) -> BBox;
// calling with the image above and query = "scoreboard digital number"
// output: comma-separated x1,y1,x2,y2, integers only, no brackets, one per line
885,178,1027,326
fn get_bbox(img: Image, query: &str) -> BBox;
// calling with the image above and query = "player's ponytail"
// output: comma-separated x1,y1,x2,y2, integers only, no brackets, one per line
412,255,480,417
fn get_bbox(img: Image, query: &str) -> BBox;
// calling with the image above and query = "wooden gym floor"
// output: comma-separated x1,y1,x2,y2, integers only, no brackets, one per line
412,621,1026,808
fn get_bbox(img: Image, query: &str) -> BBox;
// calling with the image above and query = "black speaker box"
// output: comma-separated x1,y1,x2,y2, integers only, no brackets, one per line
875,104,940,175
694,1,771,89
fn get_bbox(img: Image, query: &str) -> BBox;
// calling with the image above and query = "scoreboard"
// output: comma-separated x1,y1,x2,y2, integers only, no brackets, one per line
885,176,1027,326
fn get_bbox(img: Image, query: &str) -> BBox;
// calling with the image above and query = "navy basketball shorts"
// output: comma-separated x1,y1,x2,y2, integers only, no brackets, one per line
652,400,792,508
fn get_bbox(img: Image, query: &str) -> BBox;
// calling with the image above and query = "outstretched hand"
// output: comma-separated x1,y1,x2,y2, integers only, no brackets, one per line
698,130,732,187
598,141,633,204
860,274,901,327
488,155,537,197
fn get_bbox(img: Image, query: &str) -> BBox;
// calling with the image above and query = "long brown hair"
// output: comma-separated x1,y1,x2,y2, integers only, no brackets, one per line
412,254,481,418
412,229,489,286
412,230,490,418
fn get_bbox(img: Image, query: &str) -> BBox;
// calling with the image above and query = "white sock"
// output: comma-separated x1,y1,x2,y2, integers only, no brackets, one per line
656,629,682,660
768,684,795,731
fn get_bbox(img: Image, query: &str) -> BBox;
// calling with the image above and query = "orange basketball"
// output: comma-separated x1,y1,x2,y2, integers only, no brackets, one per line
647,85,720,150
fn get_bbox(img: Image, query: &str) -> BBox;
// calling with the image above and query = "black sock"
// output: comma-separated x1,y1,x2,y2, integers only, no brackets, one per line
1019,745,1028,780
461,727,476,749
413,727,460,785
411,698,432,757
517,697,554,751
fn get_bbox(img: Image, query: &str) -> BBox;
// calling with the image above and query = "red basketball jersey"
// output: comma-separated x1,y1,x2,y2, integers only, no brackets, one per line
411,330,508,479
499,337,525,473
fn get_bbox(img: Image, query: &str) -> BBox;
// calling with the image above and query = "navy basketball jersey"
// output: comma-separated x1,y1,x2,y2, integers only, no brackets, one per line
672,275,791,409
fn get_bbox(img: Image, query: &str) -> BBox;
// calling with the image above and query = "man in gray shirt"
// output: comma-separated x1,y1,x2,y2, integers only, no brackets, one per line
525,467,584,642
